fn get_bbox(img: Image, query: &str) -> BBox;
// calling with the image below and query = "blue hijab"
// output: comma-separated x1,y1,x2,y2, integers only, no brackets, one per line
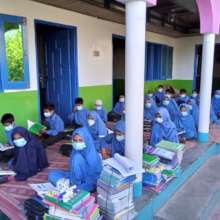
150,107,179,146
162,97,179,122
12,127,48,181
212,90,220,115
188,99,199,128
87,111,108,151
69,127,102,190
175,104,197,140
112,120,125,156
113,102,125,115
144,98,158,121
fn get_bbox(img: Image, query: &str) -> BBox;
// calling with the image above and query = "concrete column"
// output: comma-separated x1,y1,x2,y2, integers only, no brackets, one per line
125,0,146,199
198,33,215,143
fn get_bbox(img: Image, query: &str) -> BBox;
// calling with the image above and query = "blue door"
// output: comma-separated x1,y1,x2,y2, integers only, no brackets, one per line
43,27,78,123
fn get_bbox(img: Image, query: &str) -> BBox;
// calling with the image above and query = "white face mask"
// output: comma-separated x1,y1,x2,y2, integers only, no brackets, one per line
145,103,152,108
156,117,163,123
119,97,125,103
76,105,83,111
88,119,95,127
163,100,170,106
192,93,198,98
14,138,27,147
148,94,153,98
180,94,186,98
158,88,163,93
116,135,125,142
72,142,86,151
96,106,102,110
215,94,220,99
4,124,14,131
44,112,52,118
165,94,171,99
181,111,188,117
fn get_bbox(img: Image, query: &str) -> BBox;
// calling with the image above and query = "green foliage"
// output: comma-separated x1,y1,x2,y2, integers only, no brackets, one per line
5,26,24,81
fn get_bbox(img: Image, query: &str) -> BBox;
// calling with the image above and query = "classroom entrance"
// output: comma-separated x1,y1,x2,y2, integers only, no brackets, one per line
35,21,78,123
194,44,220,93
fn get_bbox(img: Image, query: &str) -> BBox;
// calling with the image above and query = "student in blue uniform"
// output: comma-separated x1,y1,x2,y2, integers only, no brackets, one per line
113,95,125,116
86,111,108,151
48,127,102,192
187,99,199,128
191,90,200,105
175,104,197,140
162,96,179,122
68,97,89,127
154,85,165,103
94,99,107,123
12,127,48,181
210,105,220,126
0,113,17,161
144,98,158,121
150,107,179,146
212,90,220,115
101,120,125,158
176,89,190,105
41,104,65,146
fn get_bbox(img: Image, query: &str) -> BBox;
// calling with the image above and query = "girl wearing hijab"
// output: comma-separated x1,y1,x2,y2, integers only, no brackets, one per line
187,99,199,128
144,98,158,121
150,107,179,146
101,120,125,158
11,127,48,181
112,95,125,116
94,99,107,123
154,85,165,103
175,104,197,140
87,111,108,151
48,127,102,192
212,90,220,115
162,96,179,122
191,90,200,105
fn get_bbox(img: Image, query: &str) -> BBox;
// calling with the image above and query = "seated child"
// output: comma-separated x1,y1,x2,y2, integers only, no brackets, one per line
0,113,17,161
162,96,179,122
48,127,102,192
210,105,220,126
112,95,125,116
86,111,108,151
41,104,65,146
212,90,220,115
187,99,199,128
154,85,165,103
94,99,107,123
150,107,179,146
12,127,48,181
101,120,125,158
175,104,197,140
144,98,158,121
68,97,89,127
176,89,189,105
191,90,200,105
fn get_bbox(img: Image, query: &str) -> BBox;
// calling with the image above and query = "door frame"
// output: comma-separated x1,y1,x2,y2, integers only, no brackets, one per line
34,19,78,122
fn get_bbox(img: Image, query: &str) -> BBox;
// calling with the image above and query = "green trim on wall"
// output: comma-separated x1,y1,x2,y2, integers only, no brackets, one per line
79,85,112,111
144,80,193,95
0,91,38,142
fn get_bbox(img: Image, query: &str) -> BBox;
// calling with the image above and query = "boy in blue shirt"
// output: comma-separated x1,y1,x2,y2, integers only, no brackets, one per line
40,104,65,146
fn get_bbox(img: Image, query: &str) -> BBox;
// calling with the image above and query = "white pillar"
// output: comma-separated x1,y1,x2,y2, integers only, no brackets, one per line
125,0,146,198
198,33,215,143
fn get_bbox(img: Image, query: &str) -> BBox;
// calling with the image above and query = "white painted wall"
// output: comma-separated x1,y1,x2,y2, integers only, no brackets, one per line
0,0,175,92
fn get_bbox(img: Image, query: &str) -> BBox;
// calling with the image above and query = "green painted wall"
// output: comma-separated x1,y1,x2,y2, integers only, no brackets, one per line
0,91,39,142
79,85,112,111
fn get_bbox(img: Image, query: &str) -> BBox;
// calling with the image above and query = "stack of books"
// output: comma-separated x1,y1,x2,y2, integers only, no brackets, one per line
143,141,185,193
97,154,143,220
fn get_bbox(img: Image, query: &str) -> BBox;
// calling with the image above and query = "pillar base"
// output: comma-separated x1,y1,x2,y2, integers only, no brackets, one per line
133,181,142,199
198,132,209,143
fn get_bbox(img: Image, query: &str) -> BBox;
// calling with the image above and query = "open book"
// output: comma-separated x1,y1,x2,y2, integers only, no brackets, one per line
27,120,46,135
0,170,16,176
0,143,14,152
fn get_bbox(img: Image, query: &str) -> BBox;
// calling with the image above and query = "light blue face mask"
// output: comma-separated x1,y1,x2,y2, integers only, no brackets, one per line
181,111,188,117
72,142,86,151
163,100,170,106
116,135,125,142
215,94,220,99
14,138,27,147
188,105,193,110
4,124,14,131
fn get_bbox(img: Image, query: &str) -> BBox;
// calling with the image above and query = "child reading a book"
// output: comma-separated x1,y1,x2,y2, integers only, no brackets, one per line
48,127,102,192
12,127,48,181
40,104,65,146
0,113,17,161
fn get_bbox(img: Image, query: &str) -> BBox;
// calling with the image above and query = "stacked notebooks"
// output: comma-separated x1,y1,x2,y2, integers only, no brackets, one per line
97,153,143,220
143,140,184,193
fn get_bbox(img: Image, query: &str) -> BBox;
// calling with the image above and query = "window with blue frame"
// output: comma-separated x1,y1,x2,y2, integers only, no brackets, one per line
0,14,29,91
145,42,173,81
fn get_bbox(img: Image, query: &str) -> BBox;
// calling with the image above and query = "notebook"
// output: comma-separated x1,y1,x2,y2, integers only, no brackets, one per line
27,120,46,135
0,143,14,152
156,140,184,152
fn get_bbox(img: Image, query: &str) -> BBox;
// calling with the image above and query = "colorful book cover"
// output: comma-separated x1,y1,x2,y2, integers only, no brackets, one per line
27,120,46,135
156,140,184,152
